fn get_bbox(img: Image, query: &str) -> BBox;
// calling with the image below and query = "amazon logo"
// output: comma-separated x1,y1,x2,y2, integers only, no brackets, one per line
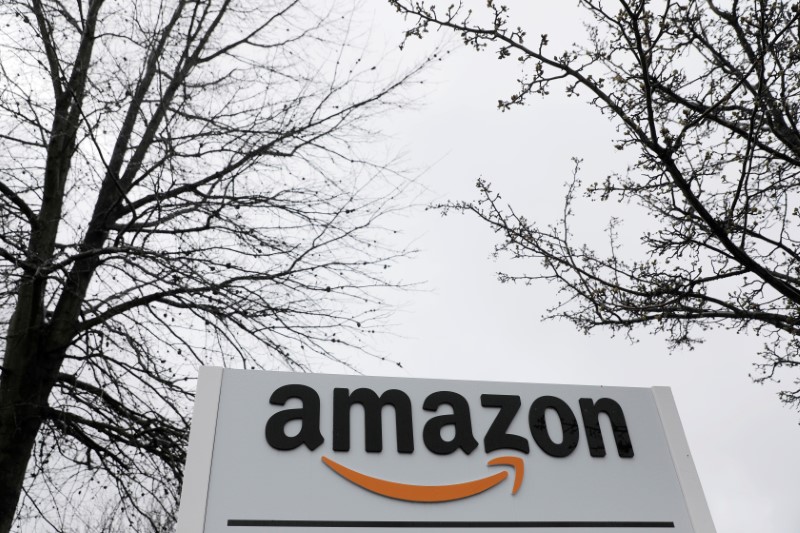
265,385,633,503
320,454,523,502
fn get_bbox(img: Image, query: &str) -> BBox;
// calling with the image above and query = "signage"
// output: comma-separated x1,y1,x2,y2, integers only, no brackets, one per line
176,368,716,532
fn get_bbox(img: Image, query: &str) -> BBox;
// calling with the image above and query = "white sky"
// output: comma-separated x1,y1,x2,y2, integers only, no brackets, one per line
346,2,800,532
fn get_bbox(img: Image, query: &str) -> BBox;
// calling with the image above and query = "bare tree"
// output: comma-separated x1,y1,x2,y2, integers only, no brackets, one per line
0,0,428,530
391,0,800,410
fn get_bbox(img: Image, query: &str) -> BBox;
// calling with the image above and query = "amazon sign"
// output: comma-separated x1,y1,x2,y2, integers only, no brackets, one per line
176,369,716,533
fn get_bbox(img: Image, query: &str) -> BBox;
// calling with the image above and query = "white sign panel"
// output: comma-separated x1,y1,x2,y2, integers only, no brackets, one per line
177,368,715,532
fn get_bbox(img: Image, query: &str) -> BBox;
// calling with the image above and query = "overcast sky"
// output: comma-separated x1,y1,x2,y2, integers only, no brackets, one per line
339,2,800,532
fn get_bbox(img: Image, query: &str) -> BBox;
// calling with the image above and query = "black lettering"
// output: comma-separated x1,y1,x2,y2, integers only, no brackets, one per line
422,391,478,455
333,388,414,453
529,395,579,458
265,384,324,451
481,394,530,454
579,398,634,458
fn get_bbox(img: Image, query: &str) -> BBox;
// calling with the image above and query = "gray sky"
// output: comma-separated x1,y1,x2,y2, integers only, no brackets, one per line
347,2,800,532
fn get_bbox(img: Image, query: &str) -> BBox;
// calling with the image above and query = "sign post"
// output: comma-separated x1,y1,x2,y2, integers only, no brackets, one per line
177,368,715,532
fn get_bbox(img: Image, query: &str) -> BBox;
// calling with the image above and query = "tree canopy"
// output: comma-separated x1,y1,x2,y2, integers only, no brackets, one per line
0,0,425,530
391,0,800,410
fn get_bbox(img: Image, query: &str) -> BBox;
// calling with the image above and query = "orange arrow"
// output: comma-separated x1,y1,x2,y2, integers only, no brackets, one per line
321,455,524,503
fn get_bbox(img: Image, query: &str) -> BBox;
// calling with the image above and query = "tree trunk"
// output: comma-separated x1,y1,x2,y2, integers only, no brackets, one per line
0,2,104,529
0,306,63,533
